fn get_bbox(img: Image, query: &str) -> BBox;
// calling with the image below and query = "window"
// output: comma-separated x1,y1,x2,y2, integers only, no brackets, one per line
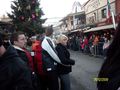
94,13,96,21
101,8,107,18
71,21,73,25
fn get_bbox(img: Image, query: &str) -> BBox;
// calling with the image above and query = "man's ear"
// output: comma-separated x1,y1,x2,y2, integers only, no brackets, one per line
14,41,18,45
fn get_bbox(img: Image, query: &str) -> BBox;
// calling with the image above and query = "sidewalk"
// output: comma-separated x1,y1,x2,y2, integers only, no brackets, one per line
69,50,104,90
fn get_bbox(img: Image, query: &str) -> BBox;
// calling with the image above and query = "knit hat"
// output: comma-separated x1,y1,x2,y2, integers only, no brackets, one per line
0,32,3,46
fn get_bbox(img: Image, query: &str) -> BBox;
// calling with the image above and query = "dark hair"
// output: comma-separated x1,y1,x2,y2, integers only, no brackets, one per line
27,39,32,46
10,31,25,45
0,32,3,46
0,32,10,49
36,35,40,40
45,26,53,36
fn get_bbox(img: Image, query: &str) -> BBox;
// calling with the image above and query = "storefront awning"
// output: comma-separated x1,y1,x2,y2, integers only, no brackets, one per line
71,29,79,33
84,24,117,33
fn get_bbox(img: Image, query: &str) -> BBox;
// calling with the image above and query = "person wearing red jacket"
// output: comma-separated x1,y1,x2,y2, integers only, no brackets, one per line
32,36,45,74
32,35,46,90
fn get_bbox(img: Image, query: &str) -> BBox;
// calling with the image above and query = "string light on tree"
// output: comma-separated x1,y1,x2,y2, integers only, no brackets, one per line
32,13,36,19
32,0,35,4
20,16,25,20
18,6,21,11
26,5,31,10
28,17,31,21
35,8,39,16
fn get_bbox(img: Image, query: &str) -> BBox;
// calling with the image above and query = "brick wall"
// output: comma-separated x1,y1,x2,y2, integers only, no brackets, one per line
116,0,120,15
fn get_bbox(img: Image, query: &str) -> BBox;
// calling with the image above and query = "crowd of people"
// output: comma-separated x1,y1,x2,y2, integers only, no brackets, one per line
67,22,120,90
0,26,75,90
1,21,120,90
68,30,114,58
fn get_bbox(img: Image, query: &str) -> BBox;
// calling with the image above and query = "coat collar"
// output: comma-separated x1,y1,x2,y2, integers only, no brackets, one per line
13,45,25,52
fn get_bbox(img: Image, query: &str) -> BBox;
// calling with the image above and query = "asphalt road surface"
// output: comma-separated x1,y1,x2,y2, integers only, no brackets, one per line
69,50,104,90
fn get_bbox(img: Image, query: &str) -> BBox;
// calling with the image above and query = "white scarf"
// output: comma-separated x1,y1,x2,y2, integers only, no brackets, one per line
42,36,71,66
41,36,62,64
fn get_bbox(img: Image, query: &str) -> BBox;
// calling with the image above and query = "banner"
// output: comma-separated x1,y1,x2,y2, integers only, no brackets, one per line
107,0,111,18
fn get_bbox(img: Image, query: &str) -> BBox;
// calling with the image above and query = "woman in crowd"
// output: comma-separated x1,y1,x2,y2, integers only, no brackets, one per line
31,35,46,90
102,36,110,59
56,34,75,90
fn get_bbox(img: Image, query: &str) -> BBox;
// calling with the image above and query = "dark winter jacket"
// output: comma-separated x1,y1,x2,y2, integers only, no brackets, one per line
42,49,57,72
56,43,75,74
0,46,33,90
14,46,29,65
13,46,34,72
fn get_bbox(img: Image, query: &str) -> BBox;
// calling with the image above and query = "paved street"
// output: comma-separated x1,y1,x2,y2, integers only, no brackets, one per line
69,50,104,90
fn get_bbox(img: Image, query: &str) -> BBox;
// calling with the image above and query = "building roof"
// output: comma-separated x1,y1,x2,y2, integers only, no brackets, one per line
82,0,90,7
60,11,85,21
84,24,117,33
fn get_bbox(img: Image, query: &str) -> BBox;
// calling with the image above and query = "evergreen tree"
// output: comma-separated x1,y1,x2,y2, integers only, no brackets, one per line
8,0,46,36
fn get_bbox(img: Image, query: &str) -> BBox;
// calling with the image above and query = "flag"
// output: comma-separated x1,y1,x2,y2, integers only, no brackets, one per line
106,0,116,29
107,0,111,18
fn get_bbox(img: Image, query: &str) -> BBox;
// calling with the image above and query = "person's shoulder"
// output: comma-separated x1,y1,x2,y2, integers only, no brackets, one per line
56,43,62,46
56,43,61,48
3,57,30,80
57,43,65,48
56,43,65,51
10,56,28,71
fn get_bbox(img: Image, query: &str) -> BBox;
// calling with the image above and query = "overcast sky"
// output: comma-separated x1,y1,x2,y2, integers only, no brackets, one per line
41,0,88,25
0,0,88,25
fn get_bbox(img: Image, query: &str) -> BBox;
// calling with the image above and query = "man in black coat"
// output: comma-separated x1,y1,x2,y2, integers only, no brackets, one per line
0,32,34,90
41,26,59,90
